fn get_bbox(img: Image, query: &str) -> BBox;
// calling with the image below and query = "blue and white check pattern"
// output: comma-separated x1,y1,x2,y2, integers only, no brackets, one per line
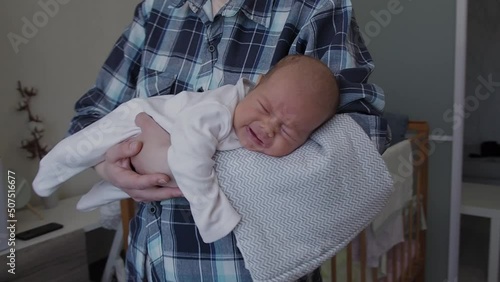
69,0,388,281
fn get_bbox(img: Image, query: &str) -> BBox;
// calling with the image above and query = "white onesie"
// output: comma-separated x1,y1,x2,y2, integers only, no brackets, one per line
33,78,252,243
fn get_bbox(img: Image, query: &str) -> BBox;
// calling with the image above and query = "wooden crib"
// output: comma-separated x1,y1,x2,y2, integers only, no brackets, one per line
325,121,429,282
118,121,429,282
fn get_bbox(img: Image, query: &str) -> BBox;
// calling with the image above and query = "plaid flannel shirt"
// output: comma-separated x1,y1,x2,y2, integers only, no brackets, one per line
69,0,388,281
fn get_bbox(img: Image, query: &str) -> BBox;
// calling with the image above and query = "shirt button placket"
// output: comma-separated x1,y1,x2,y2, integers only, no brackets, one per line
149,203,157,214
203,19,220,89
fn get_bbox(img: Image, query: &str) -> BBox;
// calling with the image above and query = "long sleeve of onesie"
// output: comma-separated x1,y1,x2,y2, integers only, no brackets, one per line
167,101,241,243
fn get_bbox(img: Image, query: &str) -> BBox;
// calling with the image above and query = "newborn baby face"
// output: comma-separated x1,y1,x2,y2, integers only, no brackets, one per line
233,74,331,157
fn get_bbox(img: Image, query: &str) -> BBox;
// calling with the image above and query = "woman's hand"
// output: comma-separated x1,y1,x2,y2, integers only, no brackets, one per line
94,113,182,202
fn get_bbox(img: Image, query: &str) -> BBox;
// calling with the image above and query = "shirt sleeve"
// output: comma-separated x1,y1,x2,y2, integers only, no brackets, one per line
294,0,385,115
68,1,151,134
167,102,242,243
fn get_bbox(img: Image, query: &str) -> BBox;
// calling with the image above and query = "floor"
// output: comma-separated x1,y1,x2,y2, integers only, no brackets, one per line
89,258,109,282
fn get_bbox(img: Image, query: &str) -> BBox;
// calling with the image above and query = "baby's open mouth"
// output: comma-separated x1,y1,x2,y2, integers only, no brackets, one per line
248,127,263,145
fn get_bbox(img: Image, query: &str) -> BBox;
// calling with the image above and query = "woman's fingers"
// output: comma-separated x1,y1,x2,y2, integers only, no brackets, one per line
124,186,183,202
104,138,143,163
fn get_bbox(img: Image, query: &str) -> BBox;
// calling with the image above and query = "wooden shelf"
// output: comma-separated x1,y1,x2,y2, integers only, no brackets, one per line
0,195,101,255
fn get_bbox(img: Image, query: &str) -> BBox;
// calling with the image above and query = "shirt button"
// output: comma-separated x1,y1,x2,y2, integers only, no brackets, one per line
208,45,215,53
149,205,156,214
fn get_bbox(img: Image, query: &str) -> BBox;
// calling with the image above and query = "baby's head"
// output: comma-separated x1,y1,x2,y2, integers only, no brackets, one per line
234,55,339,157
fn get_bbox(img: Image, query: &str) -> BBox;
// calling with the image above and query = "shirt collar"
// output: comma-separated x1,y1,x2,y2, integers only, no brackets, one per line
169,0,273,28
238,77,256,98
224,0,273,28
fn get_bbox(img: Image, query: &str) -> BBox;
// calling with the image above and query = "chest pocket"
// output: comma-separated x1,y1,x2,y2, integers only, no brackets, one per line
138,67,177,98
138,49,185,97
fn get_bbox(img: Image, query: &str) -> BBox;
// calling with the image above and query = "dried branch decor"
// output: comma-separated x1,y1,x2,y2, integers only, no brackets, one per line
16,81,49,160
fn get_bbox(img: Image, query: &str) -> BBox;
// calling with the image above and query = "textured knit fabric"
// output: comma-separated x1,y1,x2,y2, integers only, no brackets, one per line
215,114,393,281
68,0,388,280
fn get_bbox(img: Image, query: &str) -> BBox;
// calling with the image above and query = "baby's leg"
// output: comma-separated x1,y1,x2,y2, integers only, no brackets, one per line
77,113,177,211
77,140,175,211
33,97,174,197
130,112,177,187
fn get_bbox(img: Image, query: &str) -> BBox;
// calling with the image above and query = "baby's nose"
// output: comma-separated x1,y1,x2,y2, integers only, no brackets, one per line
264,117,280,138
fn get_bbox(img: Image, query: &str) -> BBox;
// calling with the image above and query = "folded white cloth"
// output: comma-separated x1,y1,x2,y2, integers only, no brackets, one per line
356,139,412,268
372,139,413,232
355,214,404,268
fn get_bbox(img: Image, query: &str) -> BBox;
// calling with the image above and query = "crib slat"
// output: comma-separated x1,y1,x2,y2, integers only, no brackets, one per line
347,242,353,282
399,243,403,282
120,199,135,251
408,202,413,278
392,246,397,282
361,230,367,282
371,268,378,282
405,219,409,280
415,166,421,263
331,255,337,282
414,154,423,280
414,122,429,281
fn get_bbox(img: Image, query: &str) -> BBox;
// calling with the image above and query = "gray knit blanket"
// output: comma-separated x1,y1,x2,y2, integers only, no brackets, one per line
214,114,393,282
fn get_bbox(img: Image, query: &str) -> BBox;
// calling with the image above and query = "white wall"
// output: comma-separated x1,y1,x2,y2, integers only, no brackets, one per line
0,0,140,202
463,0,500,146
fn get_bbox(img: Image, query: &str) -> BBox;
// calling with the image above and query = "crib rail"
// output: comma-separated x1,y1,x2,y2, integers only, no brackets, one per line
329,121,429,282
